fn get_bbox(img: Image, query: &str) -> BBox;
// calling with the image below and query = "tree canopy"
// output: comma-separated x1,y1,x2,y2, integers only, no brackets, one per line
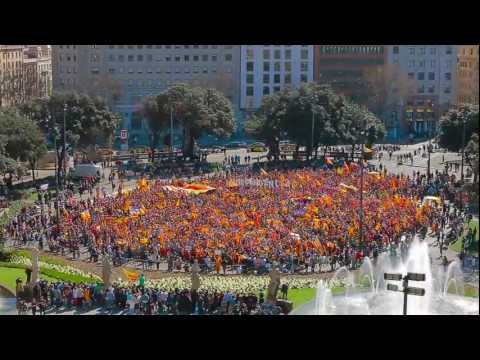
438,104,479,152
0,109,45,182
18,92,121,184
139,83,235,158
247,83,386,158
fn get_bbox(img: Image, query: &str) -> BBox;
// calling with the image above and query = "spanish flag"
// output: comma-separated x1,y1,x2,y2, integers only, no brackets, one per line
123,268,140,282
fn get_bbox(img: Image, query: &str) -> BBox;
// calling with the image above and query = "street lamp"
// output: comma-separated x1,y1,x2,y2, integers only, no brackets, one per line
311,108,315,160
427,141,433,180
63,104,67,188
359,120,368,245
384,272,426,315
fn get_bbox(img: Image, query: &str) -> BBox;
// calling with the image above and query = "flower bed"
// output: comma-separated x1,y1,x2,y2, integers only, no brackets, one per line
114,275,347,295
3,255,102,284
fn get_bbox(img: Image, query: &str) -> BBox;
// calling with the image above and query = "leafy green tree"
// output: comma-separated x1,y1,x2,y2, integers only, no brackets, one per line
19,92,121,184
247,83,385,160
139,84,235,159
0,109,47,181
438,105,479,152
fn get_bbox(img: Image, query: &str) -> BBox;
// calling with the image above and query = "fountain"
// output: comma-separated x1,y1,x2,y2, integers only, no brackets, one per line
294,236,479,315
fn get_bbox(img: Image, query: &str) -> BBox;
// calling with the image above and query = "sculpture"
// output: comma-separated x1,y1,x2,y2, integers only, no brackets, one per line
266,264,281,304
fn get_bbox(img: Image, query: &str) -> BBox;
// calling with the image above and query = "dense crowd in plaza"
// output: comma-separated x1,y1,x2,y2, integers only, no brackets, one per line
3,152,468,276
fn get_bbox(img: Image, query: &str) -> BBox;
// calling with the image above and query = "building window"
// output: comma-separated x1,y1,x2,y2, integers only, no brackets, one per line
300,74,308,82
431,60,436,68
202,54,208,61
211,55,217,62
273,86,281,92
284,62,291,72
428,85,435,93
274,62,280,72
445,72,451,80
246,86,254,96
419,47,425,56
430,47,436,55
284,74,291,84
225,54,232,61
417,72,425,80
166,56,171,62
428,72,435,80
128,55,134,62
202,67,208,74
393,46,399,54
408,60,415,68
184,55,190,61
137,55,143,61
300,49,309,59
409,47,415,55
147,54,153,62
444,87,451,93
418,85,425,94
285,49,292,59
246,49,254,60
175,56,181,62
263,74,270,83
263,86,270,95
263,49,270,59
247,74,254,84
193,55,199,61
246,62,254,72
274,49,281,59
301,62,308,72
263,62,270,72
446,46,452,55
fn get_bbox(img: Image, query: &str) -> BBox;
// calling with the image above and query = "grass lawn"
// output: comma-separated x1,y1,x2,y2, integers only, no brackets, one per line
449,219,479,255
287,286,348,309
0,267,58,294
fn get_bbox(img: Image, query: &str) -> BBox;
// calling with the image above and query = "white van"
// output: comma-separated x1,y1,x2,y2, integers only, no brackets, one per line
71,164,102,179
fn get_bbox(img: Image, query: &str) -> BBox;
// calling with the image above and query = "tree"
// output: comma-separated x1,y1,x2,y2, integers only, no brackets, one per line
438,104,479,152
0,109,47,181
19,92,121,185
139,84,235,159
247,83,385,160
139,94,171,161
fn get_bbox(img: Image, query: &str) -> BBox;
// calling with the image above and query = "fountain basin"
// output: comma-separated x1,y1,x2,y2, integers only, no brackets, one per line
292,290,479,315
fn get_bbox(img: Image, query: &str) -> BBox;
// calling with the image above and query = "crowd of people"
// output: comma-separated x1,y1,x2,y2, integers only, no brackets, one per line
15,279,284,316
3,162,455,276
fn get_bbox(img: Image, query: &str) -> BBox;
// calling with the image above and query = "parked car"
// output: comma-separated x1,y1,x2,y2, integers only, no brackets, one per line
248,142,268,152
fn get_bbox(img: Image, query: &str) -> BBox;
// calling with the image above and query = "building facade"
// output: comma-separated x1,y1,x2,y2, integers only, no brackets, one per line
457,45,479,106
313,45,387,107
0,45,24,107
23,45,52,100
239,45,314,111
52,45,241,146
386,45,457,141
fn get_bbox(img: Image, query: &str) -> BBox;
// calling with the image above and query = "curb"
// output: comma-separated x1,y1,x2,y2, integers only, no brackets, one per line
0,283,15,298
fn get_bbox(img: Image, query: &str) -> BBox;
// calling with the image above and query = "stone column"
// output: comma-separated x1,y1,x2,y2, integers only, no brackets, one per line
102,256,112,289
30,248,40,285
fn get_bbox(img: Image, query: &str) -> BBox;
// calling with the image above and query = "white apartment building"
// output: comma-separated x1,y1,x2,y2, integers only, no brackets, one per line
240,45,314,111
52,45,241,146
387,45,457,138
